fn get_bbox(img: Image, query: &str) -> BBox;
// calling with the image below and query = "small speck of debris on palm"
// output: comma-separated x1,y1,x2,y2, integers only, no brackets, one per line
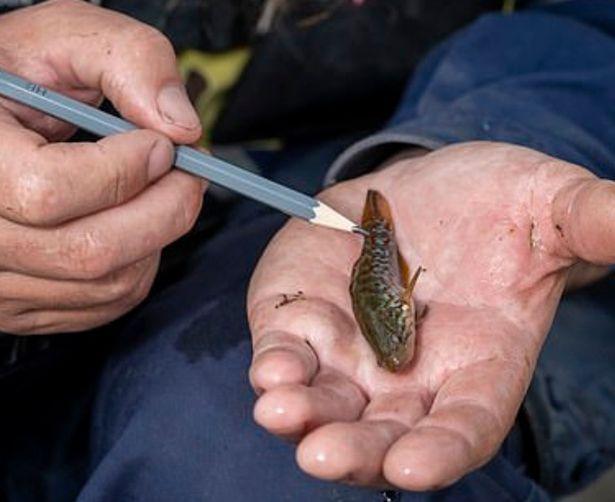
275,291,305,309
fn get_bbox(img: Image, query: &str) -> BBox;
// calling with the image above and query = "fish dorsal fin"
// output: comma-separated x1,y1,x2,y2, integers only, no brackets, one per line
361,189,393,227
404,266,422,304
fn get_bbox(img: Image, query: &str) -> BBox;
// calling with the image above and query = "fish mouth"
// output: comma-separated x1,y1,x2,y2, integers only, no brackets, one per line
379,342,414,373
379,353,407,373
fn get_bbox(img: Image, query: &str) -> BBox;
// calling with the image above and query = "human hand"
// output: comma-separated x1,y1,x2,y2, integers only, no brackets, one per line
248,142,614,490
0,0,204,334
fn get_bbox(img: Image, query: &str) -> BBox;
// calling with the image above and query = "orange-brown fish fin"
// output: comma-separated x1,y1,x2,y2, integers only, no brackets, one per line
361,190,393,227
398,251,410,286
403,266,422,304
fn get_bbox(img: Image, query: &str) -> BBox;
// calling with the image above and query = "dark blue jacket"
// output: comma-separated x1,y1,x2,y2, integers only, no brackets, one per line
327,0,615,183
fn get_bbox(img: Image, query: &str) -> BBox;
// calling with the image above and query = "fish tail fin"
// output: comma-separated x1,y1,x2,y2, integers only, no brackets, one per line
361,189,393,227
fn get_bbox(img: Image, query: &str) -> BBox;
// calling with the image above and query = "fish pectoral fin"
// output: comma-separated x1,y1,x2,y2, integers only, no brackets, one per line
403,266,423,304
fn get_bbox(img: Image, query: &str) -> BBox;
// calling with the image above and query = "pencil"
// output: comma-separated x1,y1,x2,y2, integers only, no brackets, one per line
0,68,360,234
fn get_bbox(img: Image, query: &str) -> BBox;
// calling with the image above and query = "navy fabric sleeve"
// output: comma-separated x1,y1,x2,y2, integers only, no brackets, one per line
326,0,615,184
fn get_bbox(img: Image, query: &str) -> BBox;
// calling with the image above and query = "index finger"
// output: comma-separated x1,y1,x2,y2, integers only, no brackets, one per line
0,114,174,226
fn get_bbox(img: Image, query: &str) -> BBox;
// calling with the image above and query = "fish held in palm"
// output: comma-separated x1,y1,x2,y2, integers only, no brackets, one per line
350,190,422,372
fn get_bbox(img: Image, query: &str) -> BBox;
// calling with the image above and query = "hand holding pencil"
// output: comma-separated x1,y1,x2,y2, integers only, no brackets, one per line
0,1,219,334
0,1,357,336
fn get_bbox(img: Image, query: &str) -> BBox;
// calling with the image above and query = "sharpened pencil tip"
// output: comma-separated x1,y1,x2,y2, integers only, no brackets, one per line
310,202,358,233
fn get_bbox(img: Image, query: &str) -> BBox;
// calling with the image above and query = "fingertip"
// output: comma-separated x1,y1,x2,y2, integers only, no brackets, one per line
100,129,175,183
106,81,202,145
382,451,427,491
146,136,175,181
158,120,203,146
253,387,312,436
297,420,409,485
250,332,318,392
296,426,351,481
552,177,615,264
383,451,439,491
155,82,202,143
383,429,469,491
250,347,316,393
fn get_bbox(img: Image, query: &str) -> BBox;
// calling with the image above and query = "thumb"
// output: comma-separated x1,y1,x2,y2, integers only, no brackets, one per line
46,2,201,143
553,178,615,265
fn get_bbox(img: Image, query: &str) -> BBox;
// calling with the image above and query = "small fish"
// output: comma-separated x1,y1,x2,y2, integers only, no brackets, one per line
350,190,421,372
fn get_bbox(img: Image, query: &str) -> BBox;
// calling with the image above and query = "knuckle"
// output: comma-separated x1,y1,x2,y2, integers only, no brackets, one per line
109,166,129,207
10,171,61,226
104,256,157,305
0,312,35,336
61,230,117,280
122,23,173,55
98,134,156,205
127,262,157,306
120,276,151,310
105,271,137,303
129,278,152,306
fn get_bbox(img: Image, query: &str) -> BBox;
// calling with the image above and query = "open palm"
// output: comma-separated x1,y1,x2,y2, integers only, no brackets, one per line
247,142,613,490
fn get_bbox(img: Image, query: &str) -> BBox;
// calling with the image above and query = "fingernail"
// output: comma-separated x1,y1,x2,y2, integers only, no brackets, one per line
148,139,174,181
156,84,200,130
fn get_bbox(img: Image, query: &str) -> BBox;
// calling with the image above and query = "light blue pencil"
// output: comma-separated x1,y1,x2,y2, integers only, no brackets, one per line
0,68,359,234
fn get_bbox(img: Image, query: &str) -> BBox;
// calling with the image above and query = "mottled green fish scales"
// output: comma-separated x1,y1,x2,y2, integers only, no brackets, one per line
350,190,418,372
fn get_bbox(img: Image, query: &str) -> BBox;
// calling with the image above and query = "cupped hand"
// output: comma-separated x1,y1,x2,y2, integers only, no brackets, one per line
0,0,204,334
248,142,614,490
